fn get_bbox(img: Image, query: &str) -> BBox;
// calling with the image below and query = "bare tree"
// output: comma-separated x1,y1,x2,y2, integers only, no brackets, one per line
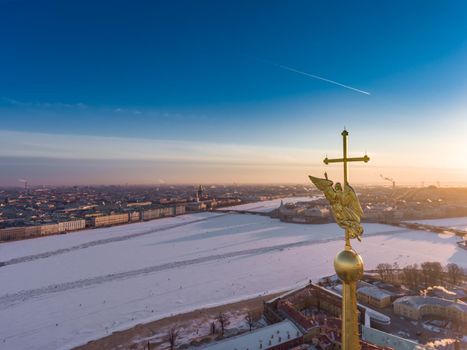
376,263,386,280
420,262,430,287
245,311,260,331
402,264,420,290
421,261,444,287
376,263,393,282
446,263,463,286
245,312,254,331
165,326,180,350
216,312,229,336
392,262,400,283
432,262,444,285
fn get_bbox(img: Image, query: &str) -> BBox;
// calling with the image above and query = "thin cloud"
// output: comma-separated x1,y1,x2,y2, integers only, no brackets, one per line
113,107,143,115
1,97,87,109
0,130,325,167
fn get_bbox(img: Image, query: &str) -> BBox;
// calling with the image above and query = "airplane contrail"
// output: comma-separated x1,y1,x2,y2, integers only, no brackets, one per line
256,57,371,96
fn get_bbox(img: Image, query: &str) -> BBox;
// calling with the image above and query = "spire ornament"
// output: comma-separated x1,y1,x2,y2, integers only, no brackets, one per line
309,129,370,350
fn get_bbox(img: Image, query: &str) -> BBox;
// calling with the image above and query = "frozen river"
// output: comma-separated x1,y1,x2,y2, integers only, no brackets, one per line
0,212,465,350
409,216,467,232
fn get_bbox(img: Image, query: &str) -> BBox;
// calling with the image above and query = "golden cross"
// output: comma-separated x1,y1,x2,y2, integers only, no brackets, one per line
323,129,369,184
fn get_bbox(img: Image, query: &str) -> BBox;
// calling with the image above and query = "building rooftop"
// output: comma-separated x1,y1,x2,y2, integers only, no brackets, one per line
394,296,451,309
200,319,303,350
450,301,467,312
327,285,391,325
394,295,467,312
358,286,392,300
362,326,424,350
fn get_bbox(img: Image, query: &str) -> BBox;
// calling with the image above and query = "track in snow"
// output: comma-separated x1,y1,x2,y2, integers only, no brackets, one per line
0,228,407,307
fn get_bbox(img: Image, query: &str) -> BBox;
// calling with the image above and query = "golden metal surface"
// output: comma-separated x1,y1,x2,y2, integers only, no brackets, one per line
309,129,370,350
341,280,361,350
334,249,364,283
309,175,364,246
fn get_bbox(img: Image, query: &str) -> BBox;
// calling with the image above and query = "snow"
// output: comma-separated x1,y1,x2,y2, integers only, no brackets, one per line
137,308,253,349
422,323,442,333
201,319,302,350
223,196,319,213
408,217,467,232
0,212,465,350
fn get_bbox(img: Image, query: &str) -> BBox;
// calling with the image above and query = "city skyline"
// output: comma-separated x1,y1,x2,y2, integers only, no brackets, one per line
1,1,467,186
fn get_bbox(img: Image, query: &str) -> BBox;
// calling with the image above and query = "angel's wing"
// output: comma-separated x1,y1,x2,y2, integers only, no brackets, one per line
309,175,333,191
309,175,335,201
343,183,363,218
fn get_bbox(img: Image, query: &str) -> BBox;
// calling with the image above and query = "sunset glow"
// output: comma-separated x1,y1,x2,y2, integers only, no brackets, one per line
1,1,467,186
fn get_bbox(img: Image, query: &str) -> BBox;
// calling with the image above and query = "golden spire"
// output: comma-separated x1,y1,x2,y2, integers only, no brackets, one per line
309,129,370,350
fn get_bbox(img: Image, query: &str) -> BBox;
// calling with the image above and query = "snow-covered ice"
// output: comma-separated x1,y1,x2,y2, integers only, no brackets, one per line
408,217,467,232
0,212,465,350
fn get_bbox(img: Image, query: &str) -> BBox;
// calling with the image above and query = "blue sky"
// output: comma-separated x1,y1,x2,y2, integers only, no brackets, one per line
1,1,467,185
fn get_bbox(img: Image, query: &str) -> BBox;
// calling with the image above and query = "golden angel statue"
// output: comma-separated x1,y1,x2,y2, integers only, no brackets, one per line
309,173,364,244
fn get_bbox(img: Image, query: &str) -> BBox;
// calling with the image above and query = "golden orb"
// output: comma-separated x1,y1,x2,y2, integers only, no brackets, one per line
334,249,364,282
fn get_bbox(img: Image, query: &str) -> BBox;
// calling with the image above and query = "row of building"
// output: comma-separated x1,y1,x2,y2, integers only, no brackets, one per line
354,283,467,323
318,275,466,348
91,205,187,227
394,296,467,323
0,219,86,241
275,201,330,224
0,204,187,242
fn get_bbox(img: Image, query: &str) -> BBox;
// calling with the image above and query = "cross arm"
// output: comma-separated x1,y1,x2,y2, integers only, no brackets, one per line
346,155,370,163
323,155,370,164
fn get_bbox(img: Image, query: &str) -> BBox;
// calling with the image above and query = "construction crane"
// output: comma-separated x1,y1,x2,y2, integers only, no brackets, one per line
18,179,28,194
380,174,395,190
18,179,28,189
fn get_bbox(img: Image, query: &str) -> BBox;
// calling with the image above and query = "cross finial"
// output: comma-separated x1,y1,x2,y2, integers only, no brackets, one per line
322,129,369,184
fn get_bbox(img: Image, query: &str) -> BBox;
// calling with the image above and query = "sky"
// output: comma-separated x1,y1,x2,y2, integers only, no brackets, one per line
1,0,467,186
